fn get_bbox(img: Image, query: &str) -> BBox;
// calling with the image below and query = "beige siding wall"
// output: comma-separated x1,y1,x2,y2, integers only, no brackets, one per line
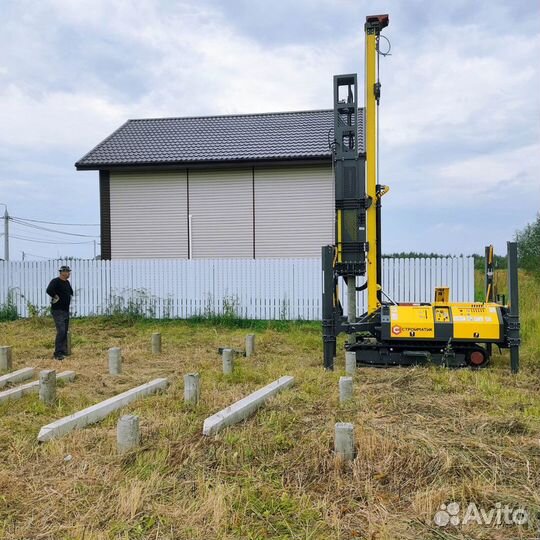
189,169,253,258
108,164,333,259
110,171,188,258
254,165,334,257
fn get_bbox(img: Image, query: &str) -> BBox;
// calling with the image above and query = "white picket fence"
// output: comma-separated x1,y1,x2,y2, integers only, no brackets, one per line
0,257,474,320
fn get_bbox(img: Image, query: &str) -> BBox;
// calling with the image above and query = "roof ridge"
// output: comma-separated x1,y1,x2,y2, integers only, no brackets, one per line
125,109,337,122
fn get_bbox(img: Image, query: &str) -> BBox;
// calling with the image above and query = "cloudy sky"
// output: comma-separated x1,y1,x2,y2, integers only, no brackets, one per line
1,0,538,260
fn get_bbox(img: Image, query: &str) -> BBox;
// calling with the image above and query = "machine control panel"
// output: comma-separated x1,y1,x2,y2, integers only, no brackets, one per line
435,307,450,323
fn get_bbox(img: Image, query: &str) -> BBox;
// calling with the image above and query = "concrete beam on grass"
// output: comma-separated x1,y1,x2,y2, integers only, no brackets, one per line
202,375,294,436
0,367,35,389
0,371,75,404
37,377,168,442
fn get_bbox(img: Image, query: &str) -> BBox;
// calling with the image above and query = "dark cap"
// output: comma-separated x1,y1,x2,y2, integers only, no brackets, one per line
59,265,71,273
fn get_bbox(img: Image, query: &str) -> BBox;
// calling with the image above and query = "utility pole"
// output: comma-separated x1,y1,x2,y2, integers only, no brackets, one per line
0,204,8,261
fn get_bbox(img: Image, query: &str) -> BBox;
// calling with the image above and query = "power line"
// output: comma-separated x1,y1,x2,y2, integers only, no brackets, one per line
10,226,92,243
11,234,97,245
10,218,99,238
11,216,99,226
21,251,49,260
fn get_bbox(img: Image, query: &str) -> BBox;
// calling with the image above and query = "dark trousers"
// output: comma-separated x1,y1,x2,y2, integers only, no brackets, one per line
52,310,70,357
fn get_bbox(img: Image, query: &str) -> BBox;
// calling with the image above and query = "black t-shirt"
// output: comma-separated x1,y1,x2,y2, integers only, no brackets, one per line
46,277,73,311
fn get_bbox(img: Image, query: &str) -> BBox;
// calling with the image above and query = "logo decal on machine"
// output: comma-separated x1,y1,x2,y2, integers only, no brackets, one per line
392,325,402,335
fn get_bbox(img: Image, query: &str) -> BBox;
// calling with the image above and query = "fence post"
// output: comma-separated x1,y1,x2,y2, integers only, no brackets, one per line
117,415,140,454
245,334,255,357
345,351,356,375
151,332,161,354
0,346,12,371
334,422,355,461
339,376,353,403
108,347,122,375
222,349,234,375
184,373,200,404
39,370,56,405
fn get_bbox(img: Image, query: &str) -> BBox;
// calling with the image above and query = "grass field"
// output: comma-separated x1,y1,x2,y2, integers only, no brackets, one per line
0,272,539,539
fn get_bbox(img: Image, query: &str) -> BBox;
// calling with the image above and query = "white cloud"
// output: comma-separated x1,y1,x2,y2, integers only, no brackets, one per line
381,24,540,149
0,179,32,190
436,144,540,197
388,142,540,208
0,84,127,151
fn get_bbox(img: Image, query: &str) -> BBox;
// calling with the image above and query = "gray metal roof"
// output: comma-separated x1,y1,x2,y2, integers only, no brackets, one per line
75,109,365,170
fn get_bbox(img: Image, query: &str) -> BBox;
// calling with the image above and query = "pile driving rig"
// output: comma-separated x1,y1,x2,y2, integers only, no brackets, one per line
322,14,520,372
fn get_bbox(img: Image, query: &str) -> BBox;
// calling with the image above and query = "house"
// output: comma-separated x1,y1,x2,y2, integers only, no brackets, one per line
75,109,364,259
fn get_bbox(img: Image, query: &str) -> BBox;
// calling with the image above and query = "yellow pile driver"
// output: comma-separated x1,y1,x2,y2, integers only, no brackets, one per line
322,14,520,371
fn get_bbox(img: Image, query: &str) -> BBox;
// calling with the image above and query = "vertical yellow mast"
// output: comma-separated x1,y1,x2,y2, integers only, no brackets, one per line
365,14,388,314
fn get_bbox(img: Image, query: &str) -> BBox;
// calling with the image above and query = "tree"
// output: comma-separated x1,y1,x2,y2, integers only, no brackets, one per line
516,213,540,276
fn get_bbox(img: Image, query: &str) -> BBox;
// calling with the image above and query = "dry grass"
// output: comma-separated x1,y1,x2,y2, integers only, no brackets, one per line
0,274,539,539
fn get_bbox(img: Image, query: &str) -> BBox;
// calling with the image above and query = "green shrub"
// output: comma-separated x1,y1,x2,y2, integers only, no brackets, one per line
0,289,18,321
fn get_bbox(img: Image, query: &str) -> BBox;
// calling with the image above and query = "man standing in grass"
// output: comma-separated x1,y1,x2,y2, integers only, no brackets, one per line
46,265,73,361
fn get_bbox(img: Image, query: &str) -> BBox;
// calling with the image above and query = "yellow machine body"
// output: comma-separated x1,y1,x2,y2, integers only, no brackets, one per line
451,303,501,340
387,302,502,341
389,305,435,339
